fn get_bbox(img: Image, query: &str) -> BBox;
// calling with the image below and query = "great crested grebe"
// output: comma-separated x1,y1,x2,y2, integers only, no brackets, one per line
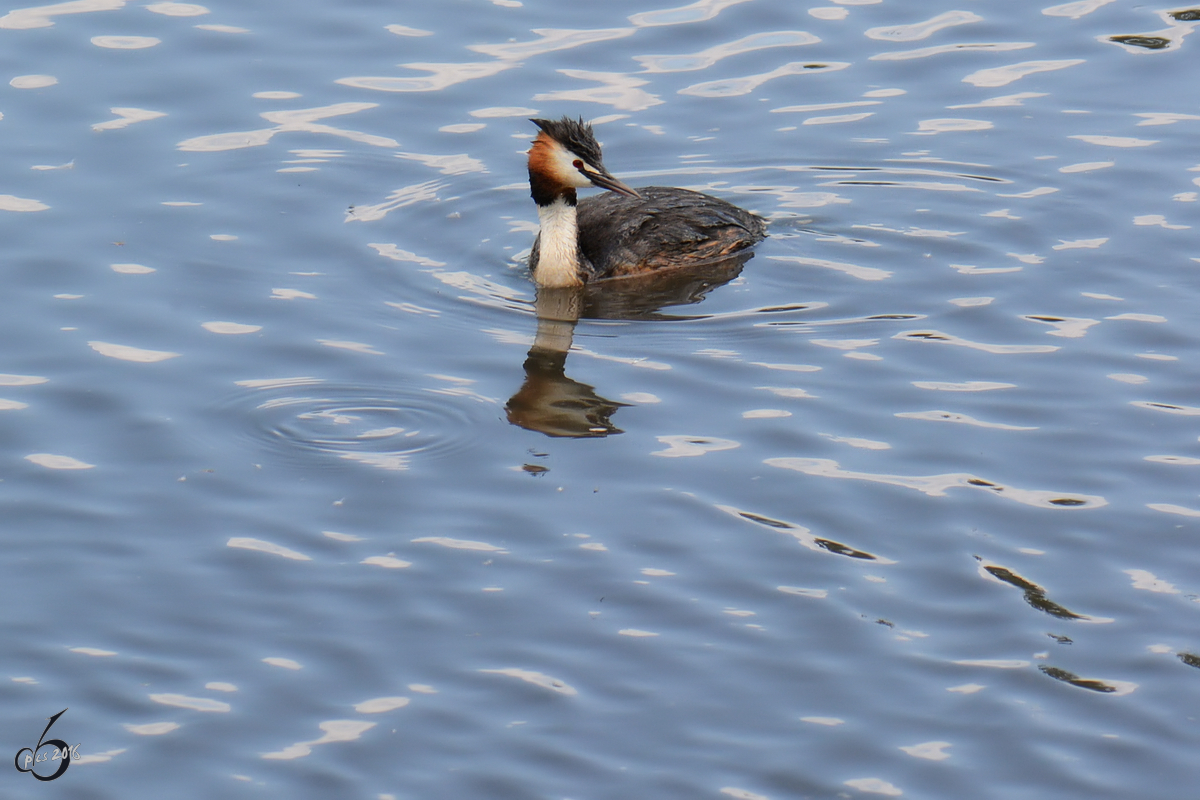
526,116,767,288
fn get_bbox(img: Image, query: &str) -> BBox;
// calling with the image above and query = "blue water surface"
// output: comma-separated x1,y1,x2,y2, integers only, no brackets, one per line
2,1,1199,798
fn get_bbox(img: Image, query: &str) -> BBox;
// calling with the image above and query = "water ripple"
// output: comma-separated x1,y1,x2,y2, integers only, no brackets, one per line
222,381,489,471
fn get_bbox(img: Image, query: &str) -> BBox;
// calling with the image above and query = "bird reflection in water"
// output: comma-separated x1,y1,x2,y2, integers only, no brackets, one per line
505,253,751,438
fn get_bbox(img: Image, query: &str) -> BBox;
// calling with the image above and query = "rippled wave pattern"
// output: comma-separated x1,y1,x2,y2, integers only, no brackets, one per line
1,0,1198,798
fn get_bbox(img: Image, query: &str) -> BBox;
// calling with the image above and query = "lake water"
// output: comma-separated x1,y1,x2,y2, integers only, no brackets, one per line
2,0,1199,798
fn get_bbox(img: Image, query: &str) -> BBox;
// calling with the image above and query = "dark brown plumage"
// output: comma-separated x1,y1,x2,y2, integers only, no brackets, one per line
574,186,767,280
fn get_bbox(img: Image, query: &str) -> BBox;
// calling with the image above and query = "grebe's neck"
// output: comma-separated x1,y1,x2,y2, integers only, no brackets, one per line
535,194,584,288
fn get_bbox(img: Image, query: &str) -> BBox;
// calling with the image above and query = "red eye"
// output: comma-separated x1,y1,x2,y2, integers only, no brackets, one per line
573,159,583,169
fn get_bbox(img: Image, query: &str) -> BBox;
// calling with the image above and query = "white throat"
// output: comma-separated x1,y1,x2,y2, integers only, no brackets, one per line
534,197,583,288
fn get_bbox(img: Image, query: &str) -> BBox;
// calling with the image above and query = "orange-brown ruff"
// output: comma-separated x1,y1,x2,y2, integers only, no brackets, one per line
527,117,767,288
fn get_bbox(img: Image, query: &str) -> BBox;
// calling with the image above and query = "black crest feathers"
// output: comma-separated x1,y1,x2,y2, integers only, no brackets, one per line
531,116,605,168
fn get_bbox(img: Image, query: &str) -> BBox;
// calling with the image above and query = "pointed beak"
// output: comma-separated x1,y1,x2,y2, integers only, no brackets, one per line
581,165,641,199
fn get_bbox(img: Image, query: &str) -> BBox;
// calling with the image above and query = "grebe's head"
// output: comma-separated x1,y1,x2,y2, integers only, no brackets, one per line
528,116,641,202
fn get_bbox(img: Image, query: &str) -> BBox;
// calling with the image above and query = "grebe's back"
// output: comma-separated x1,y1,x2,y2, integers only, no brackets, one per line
527,117,766,288
573,186,765,280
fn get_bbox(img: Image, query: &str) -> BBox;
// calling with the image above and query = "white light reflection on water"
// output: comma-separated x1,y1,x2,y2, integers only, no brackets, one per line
912,380,1015,391
385,23,431,37
1125,569,1180,593
1070,134,1158,148
148,693,230,712
680,61,849,98
262,720,376,760
69,646,116,656
194,23,246,33
871,42,1035,61
767,255,890,281
26,453,94,469
201,321,261,334
0,374,48,386
535,69,663,110
347,180,445,222
354,696,410,712
894,410,1037,430
336,61,515,94
765,458,1107,509
843,778,903,796
177,102,396,152
1135,112,1200,126
865,10,982,41
0,0,126,30
0,194,48,211
87,341,180,362
949,90,1047,108
9,73,56,87
804,111,874,126
628,0,753,27
894,330,1059,354
1148,503,1200,517
914,118,993,134
1043,0,1115,19
963,59,1086,87
900,740,952,760
651,435,740,457
145,1,206,16
720,787,770,800
90,34,158,48
479,668,578,695
395,151,486,175
771,100,880,113
469,27,635,60
124,722,181,735
411,536,507,552
227,537,312,561
262,657,302,670
636,31,820,73
360,555,411,569
809,7,847,20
